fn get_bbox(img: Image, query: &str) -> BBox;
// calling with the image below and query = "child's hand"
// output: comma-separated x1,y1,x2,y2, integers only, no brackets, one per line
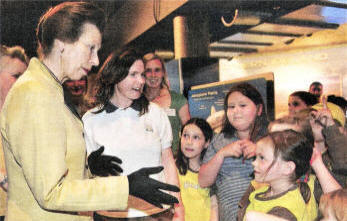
310,96,335,127
220,140,244,158
310,147,323,170
240,139,257,159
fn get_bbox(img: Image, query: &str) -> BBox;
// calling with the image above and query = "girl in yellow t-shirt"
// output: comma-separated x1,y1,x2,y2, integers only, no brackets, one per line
176,118,218,221
239,130,318,221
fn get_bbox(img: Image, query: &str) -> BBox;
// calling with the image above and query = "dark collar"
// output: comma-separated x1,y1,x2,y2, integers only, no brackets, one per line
63,87,81,120
104,100,142,113
41,62,81,120
41,62,62,85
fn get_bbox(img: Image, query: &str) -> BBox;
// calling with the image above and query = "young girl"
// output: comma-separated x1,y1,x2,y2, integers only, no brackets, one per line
239,130,318,221
199,83,269,221
176,118,218,221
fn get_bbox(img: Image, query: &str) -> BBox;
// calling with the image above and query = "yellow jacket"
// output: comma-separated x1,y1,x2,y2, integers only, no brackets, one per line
0,58,129,221
0,138,6,216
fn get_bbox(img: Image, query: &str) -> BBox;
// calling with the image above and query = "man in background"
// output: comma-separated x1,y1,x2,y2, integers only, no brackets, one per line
0,45,28,220
309,81,323,102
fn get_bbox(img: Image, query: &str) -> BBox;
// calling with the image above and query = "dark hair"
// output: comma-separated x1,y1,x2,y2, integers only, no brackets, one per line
327,95,347,111
221,83,269,141
95,49,148,115
266,130,313,204
290,91,319,106
36,2,105,57
310,81,322,88
176,118,213,175
0,45,29,65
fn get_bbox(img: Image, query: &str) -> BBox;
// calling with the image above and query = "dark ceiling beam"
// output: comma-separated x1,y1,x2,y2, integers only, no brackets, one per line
209,46,257,53
314,0,347,9
103,0,189,54
267,18,340,29
241,30,303,38
218,40,273,46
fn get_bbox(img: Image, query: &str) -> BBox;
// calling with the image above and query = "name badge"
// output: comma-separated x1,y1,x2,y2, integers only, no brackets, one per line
165,108,176,117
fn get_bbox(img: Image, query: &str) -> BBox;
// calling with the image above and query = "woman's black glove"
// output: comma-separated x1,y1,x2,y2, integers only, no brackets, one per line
87,146,123,176
128,166,180,208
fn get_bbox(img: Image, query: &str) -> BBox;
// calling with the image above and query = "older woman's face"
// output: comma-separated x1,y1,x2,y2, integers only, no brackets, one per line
288,95,308,116
144,58,164,89
61,23,101,82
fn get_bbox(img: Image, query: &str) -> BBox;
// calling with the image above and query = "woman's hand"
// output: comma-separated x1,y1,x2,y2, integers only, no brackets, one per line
87,146,123,176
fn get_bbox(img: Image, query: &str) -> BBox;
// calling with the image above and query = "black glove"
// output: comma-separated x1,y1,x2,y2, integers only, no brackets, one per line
128,166,180,208
87,146,123,177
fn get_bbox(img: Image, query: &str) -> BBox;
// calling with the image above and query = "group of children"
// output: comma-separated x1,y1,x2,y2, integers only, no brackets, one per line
175,82,346,221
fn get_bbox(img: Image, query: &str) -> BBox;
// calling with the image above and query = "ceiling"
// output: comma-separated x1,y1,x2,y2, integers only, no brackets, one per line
123,0,347,60
1,0,346,62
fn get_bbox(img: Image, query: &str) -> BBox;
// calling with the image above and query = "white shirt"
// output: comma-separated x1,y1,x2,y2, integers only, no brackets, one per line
83,102,172,176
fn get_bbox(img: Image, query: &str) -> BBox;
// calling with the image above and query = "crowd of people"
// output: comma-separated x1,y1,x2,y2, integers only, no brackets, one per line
0,1,346,221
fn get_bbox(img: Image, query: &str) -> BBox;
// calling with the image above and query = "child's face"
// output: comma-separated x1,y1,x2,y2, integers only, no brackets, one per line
181,124,207,160
253,137,284,183
226,92,261,133
288,95,308,116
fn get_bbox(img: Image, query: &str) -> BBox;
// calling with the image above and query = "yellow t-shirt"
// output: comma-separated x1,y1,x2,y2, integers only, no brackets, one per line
178,169,211,221
245,175,318,221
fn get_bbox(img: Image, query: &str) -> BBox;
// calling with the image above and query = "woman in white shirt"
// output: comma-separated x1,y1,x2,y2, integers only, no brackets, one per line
83,49,184,220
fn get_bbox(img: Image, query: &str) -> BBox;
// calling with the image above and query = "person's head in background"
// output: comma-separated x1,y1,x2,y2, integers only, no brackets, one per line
327,95,347,126
309,82,323,101
268,110,315,147
288,91,318,116
222,82,268,141
0,45,29,109
63,77,88,98
176,118,213,175
318,188,347,221
36,2,105,82
270,101,345,147
143,52,169,90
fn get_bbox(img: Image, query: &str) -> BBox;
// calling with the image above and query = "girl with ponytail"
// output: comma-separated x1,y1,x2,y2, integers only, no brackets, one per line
238,130,318,221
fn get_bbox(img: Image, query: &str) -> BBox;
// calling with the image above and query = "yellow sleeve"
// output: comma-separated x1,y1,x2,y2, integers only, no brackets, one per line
4,81,128,212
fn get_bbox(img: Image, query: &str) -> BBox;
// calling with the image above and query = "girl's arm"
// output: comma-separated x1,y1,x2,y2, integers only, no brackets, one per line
178,103,190,125
162,148,184,221
199,140,244,188
311,147,342,193
209,194,219,221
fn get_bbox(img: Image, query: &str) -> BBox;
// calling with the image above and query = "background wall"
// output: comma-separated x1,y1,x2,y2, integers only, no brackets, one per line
219,44,347,117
